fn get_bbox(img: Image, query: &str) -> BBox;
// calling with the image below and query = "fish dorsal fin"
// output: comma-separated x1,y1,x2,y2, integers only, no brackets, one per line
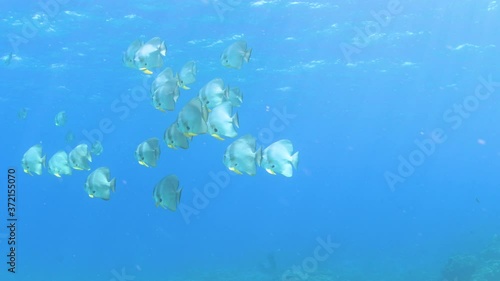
145,37,162,47
146,138,160,150
234,40,247,51
240,134,256,149
158,67,174,81
212,101,232,118
275,139,293,154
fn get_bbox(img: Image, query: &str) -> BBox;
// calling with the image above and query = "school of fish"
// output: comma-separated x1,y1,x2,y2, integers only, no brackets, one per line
20,38,299,212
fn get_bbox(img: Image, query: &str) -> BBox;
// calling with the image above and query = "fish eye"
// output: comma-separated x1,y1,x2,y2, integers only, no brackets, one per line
92,190,96,194
214,128,218,133
186,126,190,130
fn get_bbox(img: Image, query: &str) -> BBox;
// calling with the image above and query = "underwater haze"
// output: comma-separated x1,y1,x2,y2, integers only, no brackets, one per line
1,0,500,281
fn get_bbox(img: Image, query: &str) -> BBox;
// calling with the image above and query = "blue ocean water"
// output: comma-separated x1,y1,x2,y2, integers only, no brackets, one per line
1,0,500,280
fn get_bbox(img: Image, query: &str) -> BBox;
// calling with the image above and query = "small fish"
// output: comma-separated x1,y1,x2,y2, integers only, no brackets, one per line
2,52,13,65
91,141,103,156
177,97,208,137
223,135,262,176
151,67,176,93
153,174,182,211
164,121,190,150
261,139,299,177
221,40,252,69
17,107,28,120
151,81,180,112
21,144,46,176
65,131,75,144
228,87,243,107
123,39,143,68
198,78,229,110
134,37,167,74
85,167,116,200
69,144,92,171
176,61,197,90
207,101,239,140
47,151,72,177
135,138,161,167
54,111,67,126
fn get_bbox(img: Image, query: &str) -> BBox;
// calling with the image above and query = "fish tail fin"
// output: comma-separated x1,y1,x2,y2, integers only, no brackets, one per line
237,89,243,104
244,48,252,63
232,112,240,128
291,151,299,169
177,188,183,204
159,41,167,56
255,147,262,166
41,155,46,167
110,178,117,192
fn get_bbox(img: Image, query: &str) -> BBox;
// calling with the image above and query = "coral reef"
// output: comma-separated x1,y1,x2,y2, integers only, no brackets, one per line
479,234,500,261
442,255,478,281
472,260,500,281
442,235,500,281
